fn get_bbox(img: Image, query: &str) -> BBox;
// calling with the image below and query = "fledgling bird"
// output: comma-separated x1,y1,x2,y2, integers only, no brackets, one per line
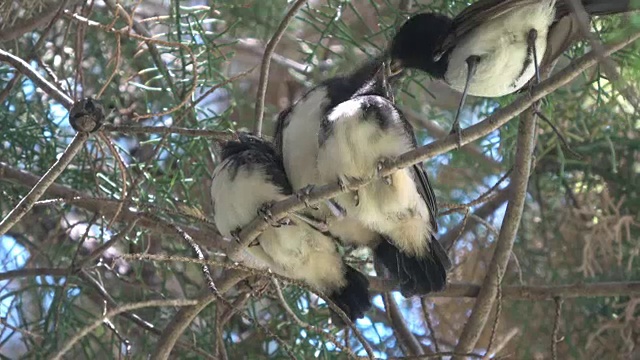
210,133,371,322
390,0,634,139
274,28,452,297
315,71,451,296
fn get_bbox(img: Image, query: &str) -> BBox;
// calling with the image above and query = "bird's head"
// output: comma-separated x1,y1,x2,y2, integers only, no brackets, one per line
389,12,452,79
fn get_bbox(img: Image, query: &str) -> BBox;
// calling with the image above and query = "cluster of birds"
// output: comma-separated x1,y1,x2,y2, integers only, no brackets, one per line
210,0,632,322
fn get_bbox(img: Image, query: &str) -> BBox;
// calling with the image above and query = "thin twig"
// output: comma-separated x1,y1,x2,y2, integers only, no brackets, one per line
102,124,236,139
421,298,441,355
0,132,89,236
483,269,504,360
551,297,564,360
151,270,250,360
253,0,308,135
384,292,424,356
0,49,73,108
128,253,640,300
75,219,139,269
0,317,44,340
97,132,129,228
49,299,199,360
77,270,215,359
0,267,68,282
440,188,510,250
272,279,358,359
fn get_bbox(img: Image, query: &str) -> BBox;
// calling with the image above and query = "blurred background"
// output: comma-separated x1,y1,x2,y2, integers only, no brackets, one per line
0,0,639,358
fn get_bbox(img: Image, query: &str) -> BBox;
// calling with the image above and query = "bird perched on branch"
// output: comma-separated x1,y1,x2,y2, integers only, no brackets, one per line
275,28,452,297
390,0,635,144
211,133,371,322
315,68,451,296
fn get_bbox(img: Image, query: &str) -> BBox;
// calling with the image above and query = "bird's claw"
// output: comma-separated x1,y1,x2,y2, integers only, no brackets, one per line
296,184,319,210
449,124,463,150
377,157,394,186
231,228,242,244
338,176,350,192
258,202,283,228
338,176,361,207
326,200,347,219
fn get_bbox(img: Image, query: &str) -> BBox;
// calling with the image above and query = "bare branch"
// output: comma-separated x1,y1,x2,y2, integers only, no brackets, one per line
0,267,68,282
453,104,538,357
102,124,236,140
253,0,308,135
384,292,425,356
151,270,250,360
50,298,199,360
551,297,564,360
0,132,89,236
368,280,640,300
0,162,227,250
0,49,73,108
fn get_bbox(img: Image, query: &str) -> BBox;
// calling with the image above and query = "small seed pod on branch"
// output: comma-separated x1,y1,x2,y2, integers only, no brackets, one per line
68,98,105,133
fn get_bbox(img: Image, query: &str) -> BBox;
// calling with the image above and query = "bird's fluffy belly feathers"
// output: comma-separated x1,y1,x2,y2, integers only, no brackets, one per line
445,1,555,97
317,98,433,256
211,164,344,291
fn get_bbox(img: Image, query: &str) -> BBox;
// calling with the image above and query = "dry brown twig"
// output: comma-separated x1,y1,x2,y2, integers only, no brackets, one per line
551,297,564,360
253,0,309,135
0,132,89,236
452,102,539,359
49,298,199,360
383,291,424,356
271,279,359,359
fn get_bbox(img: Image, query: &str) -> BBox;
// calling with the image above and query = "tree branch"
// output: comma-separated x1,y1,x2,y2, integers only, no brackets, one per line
151,270,250,360
0,162,227,250
253,0,308,135
368,280,640,300
0,49,73,108
50,298,199,360
102,124,236,140
440,187,511,250
0,132,89,236
384,292,425,356
453,106,538,357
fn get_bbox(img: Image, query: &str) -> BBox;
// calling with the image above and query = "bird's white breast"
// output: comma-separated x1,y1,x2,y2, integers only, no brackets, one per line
281,88,329,191
445,0,556,97
211,164,285,236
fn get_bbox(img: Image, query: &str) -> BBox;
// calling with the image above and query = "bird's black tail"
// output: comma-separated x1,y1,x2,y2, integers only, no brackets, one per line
558,0,635,17
328,265,372,325
375,236,451,297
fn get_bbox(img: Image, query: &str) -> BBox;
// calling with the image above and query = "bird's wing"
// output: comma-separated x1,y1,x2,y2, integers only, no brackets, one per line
411,163,439,233
437,0,542,57
395,110,440,234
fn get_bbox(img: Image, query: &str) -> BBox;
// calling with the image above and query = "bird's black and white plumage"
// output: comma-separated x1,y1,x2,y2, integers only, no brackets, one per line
390,0,633,98
315,74,451,296
274,32,454,295
211,134,371,321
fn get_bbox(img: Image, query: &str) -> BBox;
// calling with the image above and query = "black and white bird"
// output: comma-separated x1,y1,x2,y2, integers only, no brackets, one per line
315,71,451,296
275,55,451,296
390,0,633,137
211,134,371,321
